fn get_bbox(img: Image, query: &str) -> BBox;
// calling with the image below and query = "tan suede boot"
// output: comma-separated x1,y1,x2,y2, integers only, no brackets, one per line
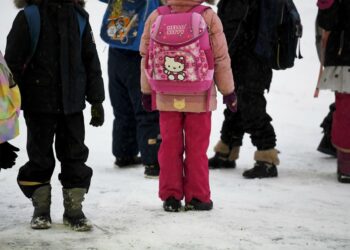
208,140,239,169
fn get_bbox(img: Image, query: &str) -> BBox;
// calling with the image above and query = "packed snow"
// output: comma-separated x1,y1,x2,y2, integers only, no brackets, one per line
0,1,349,250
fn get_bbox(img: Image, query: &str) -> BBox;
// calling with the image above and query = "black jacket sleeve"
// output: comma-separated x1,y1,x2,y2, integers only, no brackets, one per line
5,11,31,87
317,1,340,31
81,19,105,105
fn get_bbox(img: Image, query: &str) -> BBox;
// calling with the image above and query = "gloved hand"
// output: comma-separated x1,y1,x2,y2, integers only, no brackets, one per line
223,91,237,113
317,0,335,9
142,94,152,112
0,142,19,170
90,103,104,127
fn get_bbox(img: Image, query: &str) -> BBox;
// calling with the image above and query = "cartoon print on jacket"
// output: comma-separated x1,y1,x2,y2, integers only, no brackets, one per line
106,0,139,44
164,56,186,81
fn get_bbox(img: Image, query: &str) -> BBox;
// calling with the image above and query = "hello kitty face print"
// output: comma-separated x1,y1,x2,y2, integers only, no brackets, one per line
164,56,186,81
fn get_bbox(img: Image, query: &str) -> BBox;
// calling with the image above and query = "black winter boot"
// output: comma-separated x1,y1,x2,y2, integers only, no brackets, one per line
185,198,213,211
208,153,236,169
114,156,141,168
337,151,350,183
163,197,182,212
209,141,239,169
31,185,52,229
144,164,160,178
243,161,278,179
63,188,92,231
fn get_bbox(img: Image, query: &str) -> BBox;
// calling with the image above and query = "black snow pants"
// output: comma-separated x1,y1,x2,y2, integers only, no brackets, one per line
18,112,92,198
219,52,277,150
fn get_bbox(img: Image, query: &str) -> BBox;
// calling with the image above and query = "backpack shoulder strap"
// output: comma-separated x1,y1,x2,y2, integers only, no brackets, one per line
190,5,210,14
75,11,87,39
24,5,40,62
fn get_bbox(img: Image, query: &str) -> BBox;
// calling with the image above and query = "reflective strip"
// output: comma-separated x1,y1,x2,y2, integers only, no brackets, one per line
18,180,50,186
148,138,157,145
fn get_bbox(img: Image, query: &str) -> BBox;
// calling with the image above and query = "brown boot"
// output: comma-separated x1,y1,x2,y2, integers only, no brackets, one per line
208,141,239,169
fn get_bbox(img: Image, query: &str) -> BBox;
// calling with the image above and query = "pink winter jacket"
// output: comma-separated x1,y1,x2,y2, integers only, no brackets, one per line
140,0,235,112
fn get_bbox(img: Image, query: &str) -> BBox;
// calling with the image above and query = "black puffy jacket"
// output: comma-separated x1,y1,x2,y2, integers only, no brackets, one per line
217,0,272,91
217,0,260,57
317,0,350,66
5,0,105,114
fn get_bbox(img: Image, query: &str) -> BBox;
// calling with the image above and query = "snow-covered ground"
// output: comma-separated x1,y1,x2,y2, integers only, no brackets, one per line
0,1,349,250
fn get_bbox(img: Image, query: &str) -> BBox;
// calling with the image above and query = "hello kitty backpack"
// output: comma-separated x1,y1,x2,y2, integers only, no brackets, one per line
145,5,215,111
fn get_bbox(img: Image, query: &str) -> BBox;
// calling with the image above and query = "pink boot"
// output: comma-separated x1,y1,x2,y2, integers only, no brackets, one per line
337,150,350,183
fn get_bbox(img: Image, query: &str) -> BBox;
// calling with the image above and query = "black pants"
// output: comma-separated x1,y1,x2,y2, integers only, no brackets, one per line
18,112,92,198
220,52,276,151
108,48,160,165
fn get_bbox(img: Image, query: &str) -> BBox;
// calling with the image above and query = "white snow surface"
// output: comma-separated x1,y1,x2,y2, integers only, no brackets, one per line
0,1,349,250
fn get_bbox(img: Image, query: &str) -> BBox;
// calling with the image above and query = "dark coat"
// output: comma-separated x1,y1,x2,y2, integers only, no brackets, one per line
217,0,260,57
217,0,272,91
317,0,350,66
5,0,105,114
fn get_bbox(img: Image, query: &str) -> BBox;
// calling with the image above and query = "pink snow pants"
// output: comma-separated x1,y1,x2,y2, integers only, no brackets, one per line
158,111,211,203
332,92,350,150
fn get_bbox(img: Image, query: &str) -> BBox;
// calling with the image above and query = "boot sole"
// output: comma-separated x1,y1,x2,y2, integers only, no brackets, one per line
338,174,350,183
31,224,51,230
31,216,52,230
163,207,182,212
209,159,236,169
63,218,93,232
144,174,159,179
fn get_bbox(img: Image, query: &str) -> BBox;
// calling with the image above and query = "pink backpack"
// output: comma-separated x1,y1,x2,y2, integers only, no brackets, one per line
145,5,214,110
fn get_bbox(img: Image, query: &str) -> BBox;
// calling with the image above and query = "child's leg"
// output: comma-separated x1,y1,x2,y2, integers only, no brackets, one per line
108,48,139,160
17,112,56,198
55,112,92,190
158,112,185,201
122,51,160,171
55,112,92,231
332,93,350,150
183,112,211,203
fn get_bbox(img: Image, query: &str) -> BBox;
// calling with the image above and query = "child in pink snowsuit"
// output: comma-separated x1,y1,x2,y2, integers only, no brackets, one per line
140,0,236,211
317,0,350,183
